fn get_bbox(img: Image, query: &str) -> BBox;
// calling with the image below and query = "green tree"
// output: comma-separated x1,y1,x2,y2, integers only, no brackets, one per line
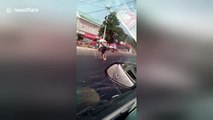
98,11,125,43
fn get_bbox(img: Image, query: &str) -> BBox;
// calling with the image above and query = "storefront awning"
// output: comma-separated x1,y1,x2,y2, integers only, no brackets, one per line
84,33,97,40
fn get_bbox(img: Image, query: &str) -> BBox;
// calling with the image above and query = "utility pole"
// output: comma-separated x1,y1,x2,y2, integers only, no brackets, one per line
103,7,110,40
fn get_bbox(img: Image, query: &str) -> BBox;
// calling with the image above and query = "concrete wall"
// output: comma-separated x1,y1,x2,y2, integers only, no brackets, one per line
77,18,100,35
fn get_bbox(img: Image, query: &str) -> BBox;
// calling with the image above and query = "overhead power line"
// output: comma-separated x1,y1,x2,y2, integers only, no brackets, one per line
79,0,103,5
85,8,107,14
90,4,105,8
85,0,136,14
110,1,135,8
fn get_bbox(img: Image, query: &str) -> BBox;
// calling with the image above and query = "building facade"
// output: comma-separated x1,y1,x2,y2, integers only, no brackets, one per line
76,11,101,48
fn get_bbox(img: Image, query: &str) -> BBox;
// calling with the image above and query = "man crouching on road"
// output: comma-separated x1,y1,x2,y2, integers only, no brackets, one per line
98,41,108,61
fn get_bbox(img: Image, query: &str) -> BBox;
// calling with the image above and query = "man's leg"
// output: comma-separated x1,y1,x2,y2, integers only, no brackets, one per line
103,53,106,60
102,53,104,59
100,53,102,59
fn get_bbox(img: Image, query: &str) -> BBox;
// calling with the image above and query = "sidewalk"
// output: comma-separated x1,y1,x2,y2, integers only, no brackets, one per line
77,46,97,51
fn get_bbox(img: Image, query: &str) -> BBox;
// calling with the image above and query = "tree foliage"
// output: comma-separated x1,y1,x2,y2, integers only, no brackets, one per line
98,11,125,43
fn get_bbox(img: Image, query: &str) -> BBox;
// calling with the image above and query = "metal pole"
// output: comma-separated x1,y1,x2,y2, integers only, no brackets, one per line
103,7,110,40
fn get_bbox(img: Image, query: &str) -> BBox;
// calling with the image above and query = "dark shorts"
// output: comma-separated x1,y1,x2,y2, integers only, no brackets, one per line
100,46,107,54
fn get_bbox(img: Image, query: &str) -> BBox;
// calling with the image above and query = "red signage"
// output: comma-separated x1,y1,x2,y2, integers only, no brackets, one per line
84,33,96,40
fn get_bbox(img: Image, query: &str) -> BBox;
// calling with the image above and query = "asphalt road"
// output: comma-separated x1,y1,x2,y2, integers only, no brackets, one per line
76,47,136,100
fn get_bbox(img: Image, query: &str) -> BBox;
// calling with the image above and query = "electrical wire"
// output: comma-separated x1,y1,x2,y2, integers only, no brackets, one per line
84,0,135,14
110,1,135,8
79,0,103,5
89,4,105,8
85,8,107,14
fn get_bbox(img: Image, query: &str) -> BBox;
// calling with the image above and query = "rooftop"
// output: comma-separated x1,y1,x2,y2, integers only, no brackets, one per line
77,10,102,26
